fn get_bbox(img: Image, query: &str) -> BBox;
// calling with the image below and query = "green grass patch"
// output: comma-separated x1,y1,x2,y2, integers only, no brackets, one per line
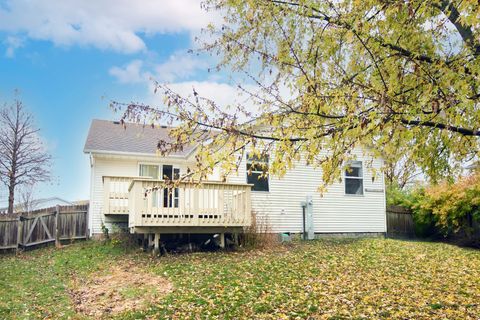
1,238,479,319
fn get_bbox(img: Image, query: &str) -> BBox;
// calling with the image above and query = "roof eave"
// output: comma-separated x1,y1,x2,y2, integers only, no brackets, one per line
83,148,195,159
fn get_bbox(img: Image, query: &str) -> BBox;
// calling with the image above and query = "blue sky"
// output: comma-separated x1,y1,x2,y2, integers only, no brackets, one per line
0,0,241,205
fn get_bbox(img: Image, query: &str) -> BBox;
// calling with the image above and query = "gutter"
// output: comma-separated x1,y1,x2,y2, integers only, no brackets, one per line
83,148,193,159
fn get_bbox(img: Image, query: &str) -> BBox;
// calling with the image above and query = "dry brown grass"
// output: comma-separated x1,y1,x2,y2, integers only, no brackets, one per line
240,211,279,249
69,261,172,318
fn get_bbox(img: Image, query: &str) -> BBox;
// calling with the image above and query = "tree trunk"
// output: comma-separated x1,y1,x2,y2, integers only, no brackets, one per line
8,182,15,214
0,100,51,214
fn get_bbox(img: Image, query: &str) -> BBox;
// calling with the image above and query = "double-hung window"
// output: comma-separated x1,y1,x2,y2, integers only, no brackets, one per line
246,154,269,192
345,161,363,195
139,164,180,207
139,164,159,179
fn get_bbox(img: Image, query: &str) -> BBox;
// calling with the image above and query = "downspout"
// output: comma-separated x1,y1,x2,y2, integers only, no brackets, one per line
302,205,306,240
88,152,94,237
300,195,314,240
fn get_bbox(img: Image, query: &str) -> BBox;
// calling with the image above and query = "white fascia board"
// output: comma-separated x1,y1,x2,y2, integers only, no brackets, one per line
83,149,189,159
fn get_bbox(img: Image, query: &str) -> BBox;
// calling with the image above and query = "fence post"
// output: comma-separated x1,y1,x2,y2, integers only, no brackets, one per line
55,205,61,248
16,216,23,253
85,206,89,239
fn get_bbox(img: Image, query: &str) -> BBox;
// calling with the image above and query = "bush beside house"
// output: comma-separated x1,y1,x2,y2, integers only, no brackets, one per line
388,173,480,247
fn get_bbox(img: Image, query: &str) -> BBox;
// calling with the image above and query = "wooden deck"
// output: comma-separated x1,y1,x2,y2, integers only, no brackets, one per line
103,176,252,230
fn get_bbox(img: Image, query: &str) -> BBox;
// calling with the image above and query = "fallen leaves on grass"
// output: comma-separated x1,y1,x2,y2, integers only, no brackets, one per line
1,239,479,319
69,261,172,318
147,239,480,319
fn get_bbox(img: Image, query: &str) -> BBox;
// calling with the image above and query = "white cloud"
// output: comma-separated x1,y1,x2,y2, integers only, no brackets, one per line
167,81,250,107
154,52,208,82
110,58,293,118
4,35,24,57
109,60,146,84
145,80,263,118
109,51,208,84
0,0,219,53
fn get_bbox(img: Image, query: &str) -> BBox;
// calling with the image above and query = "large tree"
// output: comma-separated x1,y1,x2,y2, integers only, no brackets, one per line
115,0,479,187
0,100,51,214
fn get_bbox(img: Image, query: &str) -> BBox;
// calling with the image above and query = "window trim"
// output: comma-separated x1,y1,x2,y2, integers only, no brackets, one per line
138,163,160,179
138,162,182,179
344,160,364,196
138,162,181,208
245,153,270,192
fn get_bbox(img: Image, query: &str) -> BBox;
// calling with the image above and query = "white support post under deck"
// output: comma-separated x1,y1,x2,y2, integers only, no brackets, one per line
153,233,160,255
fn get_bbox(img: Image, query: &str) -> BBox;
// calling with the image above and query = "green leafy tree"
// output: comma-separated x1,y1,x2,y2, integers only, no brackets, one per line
115,0,480,187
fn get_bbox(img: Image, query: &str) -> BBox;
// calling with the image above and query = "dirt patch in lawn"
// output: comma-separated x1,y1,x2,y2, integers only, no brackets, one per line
69,262,172,318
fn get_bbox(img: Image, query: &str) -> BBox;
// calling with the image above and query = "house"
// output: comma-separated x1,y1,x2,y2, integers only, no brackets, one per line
0,197,73,214
84,119,386,248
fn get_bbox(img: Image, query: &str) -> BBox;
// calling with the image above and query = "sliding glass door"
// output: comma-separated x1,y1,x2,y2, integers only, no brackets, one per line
162,165,180,208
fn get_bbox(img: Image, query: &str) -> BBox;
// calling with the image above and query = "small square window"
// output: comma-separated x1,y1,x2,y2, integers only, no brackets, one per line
246,154,269,192
345,161,363,195
345,178,363,195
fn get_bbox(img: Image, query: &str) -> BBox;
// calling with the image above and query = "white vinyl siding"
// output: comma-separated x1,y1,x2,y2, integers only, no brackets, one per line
88,148,386,235
227,148,386,234
89,158,137,235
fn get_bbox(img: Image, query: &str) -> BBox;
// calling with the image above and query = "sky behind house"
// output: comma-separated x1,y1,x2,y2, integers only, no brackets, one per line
0,1,240,205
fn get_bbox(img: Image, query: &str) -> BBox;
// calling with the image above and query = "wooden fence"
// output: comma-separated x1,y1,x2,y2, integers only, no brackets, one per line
386,205,415,238
0,204,88,251
386,205,480,240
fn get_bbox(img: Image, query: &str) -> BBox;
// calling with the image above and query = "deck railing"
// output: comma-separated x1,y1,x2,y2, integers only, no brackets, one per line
103,176,252,228
103,176,131,214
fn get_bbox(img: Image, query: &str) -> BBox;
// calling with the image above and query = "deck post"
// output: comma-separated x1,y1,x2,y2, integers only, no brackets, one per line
219,232,225,248
148,233,152,247
233,233,239,246
153,233,160,255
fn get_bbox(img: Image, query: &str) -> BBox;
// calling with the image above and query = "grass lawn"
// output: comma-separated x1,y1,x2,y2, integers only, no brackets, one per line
0,238,479,319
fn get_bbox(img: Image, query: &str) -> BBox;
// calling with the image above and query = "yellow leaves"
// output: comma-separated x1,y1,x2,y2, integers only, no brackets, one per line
117,0,480,194
414,173,480,235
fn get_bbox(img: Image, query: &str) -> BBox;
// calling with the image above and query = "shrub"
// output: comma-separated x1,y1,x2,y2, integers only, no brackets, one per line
386,184,422,208
417,174,480,240
387,174,480,244
240,211,279,249
386,184,411,207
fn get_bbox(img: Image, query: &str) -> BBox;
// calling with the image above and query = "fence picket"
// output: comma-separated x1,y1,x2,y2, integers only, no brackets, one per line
0,204,89,252
386,205,415,238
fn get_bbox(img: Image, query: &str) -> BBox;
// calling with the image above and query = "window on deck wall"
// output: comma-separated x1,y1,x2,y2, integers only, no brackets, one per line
139,164,180,208
345,161,363,195
139,164,160,207
139,164,159,179
246,154,269,192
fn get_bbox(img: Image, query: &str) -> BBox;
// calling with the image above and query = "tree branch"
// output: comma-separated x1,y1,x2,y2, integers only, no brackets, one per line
400,118,480,136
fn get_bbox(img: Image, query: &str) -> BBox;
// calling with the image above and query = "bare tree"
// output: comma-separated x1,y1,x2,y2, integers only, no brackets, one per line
384,160,421,190
18,183,36,213
0,99,51,214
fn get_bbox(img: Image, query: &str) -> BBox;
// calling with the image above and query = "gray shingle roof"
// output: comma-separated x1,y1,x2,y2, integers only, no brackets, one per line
83,119,195,157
